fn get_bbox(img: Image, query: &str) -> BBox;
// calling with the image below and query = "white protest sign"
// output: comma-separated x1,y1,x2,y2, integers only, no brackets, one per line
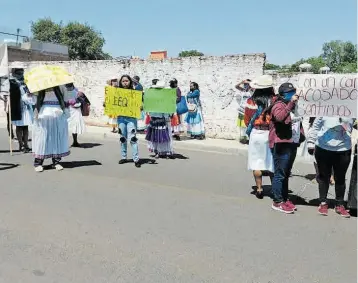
296,74,357,118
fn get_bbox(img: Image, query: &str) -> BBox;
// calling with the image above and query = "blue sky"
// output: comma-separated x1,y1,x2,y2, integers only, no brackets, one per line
0,0,356,64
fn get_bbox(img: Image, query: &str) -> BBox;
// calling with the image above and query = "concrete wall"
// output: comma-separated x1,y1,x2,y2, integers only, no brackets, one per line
8,46,69,62
0,54,265,139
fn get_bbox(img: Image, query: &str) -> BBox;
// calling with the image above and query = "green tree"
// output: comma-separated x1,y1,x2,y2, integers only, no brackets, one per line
31,18,62,43
322,40,357,72
31,18,111,60
289,56,326,74
264,63,281,70
178,50,204,57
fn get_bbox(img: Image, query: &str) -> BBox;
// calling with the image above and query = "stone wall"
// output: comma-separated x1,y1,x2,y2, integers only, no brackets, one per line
0,54,265,139
8,46,69,62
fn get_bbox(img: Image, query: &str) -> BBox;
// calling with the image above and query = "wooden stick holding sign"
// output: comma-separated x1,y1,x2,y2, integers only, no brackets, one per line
7,93,12,155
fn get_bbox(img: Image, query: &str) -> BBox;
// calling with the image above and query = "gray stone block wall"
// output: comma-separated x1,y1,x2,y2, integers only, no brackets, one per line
0,54,265,139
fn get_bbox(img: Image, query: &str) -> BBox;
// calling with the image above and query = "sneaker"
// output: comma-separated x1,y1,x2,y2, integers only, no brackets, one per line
286,200,297,211
271,202,294,214
134,161,141,168
318,203,329,216
335,205,350,218
54,164,64,171
34,166,44,173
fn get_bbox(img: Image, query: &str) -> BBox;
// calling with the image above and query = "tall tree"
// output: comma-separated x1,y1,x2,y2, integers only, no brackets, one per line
179,50,204,57
31,18,62,43
31,18,111,60
322,40,357,72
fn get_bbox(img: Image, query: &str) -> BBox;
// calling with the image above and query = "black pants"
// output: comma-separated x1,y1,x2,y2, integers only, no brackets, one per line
16,126,29,148
315,146,351,205
6,112,14,139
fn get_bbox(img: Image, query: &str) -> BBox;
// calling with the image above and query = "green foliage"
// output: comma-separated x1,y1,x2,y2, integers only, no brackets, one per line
267,40,357,74
322,40,357,73
31,18,111,60
289,56,326,74
178,50,204,57
264,63,281,70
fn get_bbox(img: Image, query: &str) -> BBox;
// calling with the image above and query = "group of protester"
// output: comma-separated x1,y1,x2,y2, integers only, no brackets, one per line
0,63,90,172
104,75,206,166
1,66,356,218
238,75,356,218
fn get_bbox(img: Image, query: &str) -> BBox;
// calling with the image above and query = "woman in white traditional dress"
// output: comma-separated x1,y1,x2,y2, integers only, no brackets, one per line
65,83,86,147
244,75,275,199
32,86,73,172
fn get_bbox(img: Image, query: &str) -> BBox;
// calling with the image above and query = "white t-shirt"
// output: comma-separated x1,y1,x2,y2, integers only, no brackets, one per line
290,113,301,143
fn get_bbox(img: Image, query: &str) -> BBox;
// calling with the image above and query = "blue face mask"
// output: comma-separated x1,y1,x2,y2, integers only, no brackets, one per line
283,91,296,102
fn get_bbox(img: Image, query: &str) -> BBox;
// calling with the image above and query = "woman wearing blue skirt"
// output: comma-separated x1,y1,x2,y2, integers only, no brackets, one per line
185,82,205,140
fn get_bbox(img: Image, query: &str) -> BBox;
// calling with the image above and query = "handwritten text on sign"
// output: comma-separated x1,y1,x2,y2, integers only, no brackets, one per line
143,88,177,114
296,74,357,118
25,66,73,93
104,86,142,118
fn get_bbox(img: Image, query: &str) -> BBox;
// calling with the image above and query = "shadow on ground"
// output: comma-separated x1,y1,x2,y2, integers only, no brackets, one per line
0,163,19,171
51,160,102,169
76,143,103,149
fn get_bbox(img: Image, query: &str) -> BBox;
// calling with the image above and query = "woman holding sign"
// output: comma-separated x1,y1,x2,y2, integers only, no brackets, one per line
185,82,205,140
117,75,141,168
32,85,73,172
145,80,174,159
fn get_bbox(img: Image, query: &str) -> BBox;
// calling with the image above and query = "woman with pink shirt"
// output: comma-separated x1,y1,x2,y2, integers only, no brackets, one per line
265,83,305,214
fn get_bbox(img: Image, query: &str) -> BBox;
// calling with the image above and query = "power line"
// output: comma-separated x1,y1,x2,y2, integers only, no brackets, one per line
0,31,28,38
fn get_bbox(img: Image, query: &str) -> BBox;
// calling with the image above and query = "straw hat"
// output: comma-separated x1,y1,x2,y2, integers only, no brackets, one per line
151,80,165,88
249,75,273,89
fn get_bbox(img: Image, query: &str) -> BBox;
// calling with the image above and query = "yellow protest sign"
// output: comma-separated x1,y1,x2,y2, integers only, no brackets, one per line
104,86,142,118
25,65,74,93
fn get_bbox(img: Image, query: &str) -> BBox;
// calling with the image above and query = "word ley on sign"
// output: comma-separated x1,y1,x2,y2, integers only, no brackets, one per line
296,74,357,118
104,86,142,118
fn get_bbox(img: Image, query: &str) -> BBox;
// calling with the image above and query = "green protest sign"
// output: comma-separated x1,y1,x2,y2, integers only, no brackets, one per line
143,88,177,113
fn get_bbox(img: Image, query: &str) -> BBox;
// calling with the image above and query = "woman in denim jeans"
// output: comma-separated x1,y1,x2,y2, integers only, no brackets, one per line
266,83,303,214
117,75,141,168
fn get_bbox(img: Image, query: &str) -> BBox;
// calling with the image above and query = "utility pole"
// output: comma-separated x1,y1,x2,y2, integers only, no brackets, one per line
16,28,21,46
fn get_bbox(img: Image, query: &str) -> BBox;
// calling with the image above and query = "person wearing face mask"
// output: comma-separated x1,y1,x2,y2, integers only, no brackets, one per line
266,82,304,214
307,117,356,218
9,65,36,153
117,75,141,168
65,83,86,147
